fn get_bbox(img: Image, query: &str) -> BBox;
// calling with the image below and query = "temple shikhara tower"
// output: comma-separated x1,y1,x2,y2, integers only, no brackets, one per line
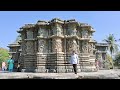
8,18,108,73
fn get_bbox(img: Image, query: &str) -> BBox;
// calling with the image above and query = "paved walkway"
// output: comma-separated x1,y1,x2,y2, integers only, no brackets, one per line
0,69,120,79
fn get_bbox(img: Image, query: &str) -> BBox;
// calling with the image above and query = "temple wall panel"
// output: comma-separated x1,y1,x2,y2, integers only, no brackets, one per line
52,38,62,52
27,30,33,39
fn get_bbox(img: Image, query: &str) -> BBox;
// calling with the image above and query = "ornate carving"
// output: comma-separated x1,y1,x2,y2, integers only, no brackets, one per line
72,29,77,35
82,30,88,38
68,25,77,35
82,41,88,53
88,43,93,53
38,39,45,53
52,39,62,52
22,43,27,54
38,27,48,37
67,40,73,52
52,24,62,36
26,41,34,53
67,39,79,53
34,41,37,53
27,30,33,39
57,27,62,36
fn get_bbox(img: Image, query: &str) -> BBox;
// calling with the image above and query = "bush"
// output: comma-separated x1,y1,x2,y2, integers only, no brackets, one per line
0,48,9,67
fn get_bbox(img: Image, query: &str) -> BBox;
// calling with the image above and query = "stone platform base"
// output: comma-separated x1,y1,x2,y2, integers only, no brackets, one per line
21,68,97,73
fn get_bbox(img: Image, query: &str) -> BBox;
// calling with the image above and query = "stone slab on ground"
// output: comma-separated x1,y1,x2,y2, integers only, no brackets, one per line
0,69,120,79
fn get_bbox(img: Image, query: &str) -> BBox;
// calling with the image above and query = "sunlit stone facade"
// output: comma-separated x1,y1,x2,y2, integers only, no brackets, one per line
8,18,102,72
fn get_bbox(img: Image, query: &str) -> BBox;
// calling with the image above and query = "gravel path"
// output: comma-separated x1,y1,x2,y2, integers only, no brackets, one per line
0,69,120,79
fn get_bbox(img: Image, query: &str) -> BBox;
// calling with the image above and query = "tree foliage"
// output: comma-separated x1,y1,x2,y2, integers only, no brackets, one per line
103,34,119,55
0,48,9,67
103,34,119,68
104,54,113,69
114,52,120,66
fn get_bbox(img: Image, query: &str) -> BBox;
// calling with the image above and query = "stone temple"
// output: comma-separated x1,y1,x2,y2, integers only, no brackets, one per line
8,18,108,72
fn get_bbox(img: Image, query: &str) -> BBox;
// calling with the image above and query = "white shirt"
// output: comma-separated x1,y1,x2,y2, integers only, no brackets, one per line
70,53,79,64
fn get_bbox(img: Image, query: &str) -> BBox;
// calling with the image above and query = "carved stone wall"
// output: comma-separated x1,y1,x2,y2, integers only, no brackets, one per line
38,39,47,53
67,24,77,35
27,30,33,39
38,27,48,38
26,41,34,54
52,23,63,36
82,30,88,38
10,18,100,72
21,42,27,54
82,41,88,53
88,43,93,54
52,38,62,52
66,39,73,53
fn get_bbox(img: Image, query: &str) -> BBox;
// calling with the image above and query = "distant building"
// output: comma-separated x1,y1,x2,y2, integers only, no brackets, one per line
7,35,21,70
95,43,109,69
8,18,108,72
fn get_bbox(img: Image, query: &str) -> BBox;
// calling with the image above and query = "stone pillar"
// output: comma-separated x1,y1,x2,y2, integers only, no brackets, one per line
80,40,96,72
52,38,62,53
82,41,88,53
27,30,33,39
23,40,37,72
98,53,103,69
38,39,47,53
88,43,93,54
81,30,88,38
26,41,34,54
36,38,47,72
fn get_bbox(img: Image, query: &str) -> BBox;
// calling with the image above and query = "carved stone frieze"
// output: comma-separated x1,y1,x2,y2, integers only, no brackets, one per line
27,30,33,39
82,30,88,38
88,43,93,54
38,39,46,53
26,41,34,53
82,41,88,53
52,38,62,52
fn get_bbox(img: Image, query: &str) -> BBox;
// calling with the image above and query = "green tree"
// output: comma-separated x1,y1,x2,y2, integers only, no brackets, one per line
106,54,113,69
114,52,120,67
103,34,119,68
0,48,10,67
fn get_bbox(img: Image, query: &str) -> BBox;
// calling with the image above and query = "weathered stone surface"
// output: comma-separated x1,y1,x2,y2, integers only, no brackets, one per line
8,18,109,73
0,70,120,79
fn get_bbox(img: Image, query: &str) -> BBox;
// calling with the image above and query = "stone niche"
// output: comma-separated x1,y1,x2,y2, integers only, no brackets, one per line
82,41,88,53
27,30,33,39
26,41,34,54
52,23,63,36
38,39,47,53
52,38,62,52
38,26,48,38
81,29,89,38
67,24,77,36
67,39,79,53
88,43,93,54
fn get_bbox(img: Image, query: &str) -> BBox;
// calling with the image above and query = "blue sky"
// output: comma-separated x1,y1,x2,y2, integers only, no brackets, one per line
0,11,120,49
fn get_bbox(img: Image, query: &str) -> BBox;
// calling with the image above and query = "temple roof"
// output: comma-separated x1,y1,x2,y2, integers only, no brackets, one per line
89,39,97,43
8,35,21,47
21,24,35,29
36,20,48,25
96,43,109,47
14,35,21,43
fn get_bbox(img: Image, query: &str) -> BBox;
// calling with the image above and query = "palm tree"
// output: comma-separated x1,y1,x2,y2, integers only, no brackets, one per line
103,34,119,68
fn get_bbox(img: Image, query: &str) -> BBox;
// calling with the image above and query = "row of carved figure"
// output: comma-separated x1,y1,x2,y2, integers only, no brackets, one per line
21,39,95,54
25,28,90,39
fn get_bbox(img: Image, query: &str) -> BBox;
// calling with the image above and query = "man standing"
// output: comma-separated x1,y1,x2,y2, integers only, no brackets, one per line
70,51,79,74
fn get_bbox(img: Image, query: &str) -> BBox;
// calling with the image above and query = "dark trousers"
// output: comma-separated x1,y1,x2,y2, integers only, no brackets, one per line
73,64,77,74
17,68,21,72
